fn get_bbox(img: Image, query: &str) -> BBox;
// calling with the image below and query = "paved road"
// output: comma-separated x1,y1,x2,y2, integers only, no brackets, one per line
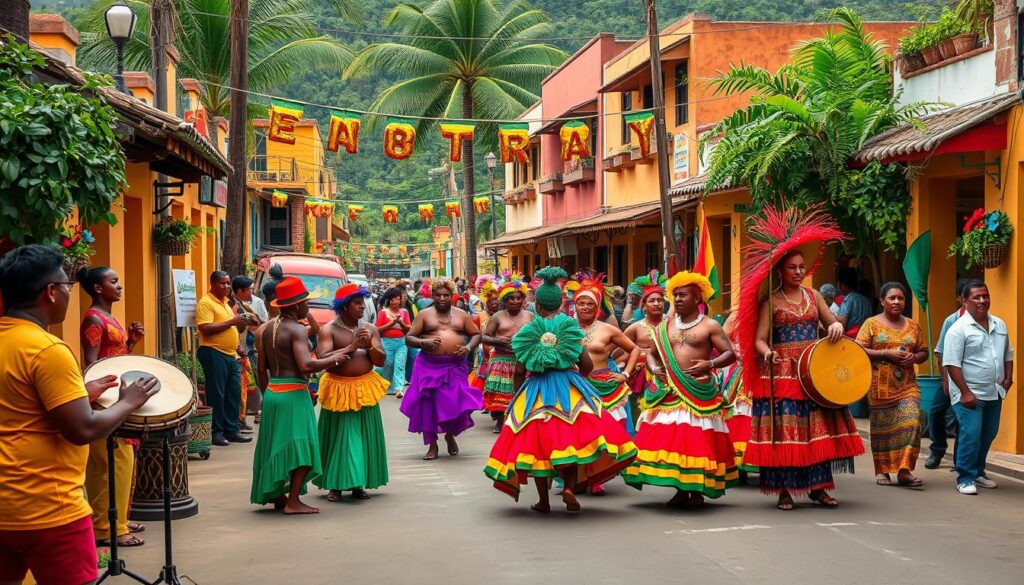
120,400,1024,585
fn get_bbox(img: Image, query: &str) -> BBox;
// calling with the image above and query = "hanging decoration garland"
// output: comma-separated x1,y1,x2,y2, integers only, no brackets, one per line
560,120,591,161
383,119,416,160
268,99,304,145
271,190,288,208
498,123,530,164
347,204,365,221
382,205,399,223
624,111,655,158
473,196,490,214
445,201,462,219
327,109,361,154
440,122,476,162
304,200,334,218
418,203,434,222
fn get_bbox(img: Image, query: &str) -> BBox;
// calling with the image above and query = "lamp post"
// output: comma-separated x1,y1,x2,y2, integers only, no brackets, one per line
485,151,499,276
104,0,137,94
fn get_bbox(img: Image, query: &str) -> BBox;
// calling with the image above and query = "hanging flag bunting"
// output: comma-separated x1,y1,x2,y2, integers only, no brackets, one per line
347,204,364,221
498,123,530,164
271,190,288,208
560,120,591,161
624,111,656,158
382,205,399,224
418,204,434,223
268,99,304,145
352,244,361,252
327,110,361,154
367,245,376,254
473,196,489,214
384,119,416,160
445,201,462,219
399,245,408,255
305,200,334,218
440,122,476,162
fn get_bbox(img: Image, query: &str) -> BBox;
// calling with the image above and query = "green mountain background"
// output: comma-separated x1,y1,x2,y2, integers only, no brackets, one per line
34,0,941,246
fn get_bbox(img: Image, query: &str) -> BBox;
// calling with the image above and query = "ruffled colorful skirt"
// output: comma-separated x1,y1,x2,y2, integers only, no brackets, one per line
717,364,758,473
400,352,483,444
484,372,637,500
314,371,389,492
588,368,634,435
483,354,517,413
250,379,322,505
624,400,739,498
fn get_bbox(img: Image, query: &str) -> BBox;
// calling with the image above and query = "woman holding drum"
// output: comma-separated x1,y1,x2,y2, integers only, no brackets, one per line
856,282,928,488
736,206,865,511
78,266,146,546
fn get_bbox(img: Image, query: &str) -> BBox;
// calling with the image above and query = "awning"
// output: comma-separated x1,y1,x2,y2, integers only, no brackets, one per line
599,35,690,94
536,98,598,134
482,223,563,249
855,92,1020,164
668,174,736,198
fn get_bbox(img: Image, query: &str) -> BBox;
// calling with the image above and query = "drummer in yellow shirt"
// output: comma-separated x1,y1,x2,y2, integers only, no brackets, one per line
0,245,157,585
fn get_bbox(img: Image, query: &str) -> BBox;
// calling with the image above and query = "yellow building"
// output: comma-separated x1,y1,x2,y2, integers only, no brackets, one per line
28,15,230,360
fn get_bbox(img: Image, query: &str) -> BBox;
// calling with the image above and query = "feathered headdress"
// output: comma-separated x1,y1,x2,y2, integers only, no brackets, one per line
666,271,715,302
497,277,529,301
475,274,499,301
631,269,667,302
565,271,613,318
735,204,847,397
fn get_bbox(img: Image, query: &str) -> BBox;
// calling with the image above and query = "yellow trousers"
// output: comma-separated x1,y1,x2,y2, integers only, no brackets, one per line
85,438,135,539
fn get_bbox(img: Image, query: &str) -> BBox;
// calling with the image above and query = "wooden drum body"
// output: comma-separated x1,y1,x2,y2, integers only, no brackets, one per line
84,355,197,435
797,337,871,409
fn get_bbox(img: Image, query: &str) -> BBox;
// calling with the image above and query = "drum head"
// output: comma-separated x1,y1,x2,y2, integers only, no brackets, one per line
84,355,195,418
806,337,871,406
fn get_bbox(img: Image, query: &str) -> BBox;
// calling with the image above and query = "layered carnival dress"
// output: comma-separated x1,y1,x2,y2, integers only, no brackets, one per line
485,314,638,500
314,371,390,492
250,379,322,505
716,360,758,474
587,360,635,436
743,288,864,494
483,348,517,414
624,321,738,498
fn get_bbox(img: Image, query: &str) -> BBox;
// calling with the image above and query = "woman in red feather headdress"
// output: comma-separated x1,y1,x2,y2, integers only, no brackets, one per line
735,205,864,510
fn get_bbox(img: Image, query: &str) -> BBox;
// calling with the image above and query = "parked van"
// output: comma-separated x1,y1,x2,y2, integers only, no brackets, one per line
254,253,347,327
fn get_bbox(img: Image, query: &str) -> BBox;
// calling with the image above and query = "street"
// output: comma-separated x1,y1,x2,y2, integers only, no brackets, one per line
121,401,1024,585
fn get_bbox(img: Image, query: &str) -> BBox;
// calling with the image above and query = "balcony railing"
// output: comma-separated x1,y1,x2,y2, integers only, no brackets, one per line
247,155,336,195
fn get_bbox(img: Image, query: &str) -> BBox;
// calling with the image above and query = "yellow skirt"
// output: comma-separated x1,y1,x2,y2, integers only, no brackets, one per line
318,371,390,413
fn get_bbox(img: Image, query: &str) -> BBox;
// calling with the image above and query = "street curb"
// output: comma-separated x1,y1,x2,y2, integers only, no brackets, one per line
855,427,1024,482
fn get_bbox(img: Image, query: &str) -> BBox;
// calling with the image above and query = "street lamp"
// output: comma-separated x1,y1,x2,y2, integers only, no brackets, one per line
485,151,499,276
104,0,137,94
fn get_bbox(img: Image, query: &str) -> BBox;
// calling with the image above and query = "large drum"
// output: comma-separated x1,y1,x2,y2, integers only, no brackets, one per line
797,337,871,409
83,355,196,435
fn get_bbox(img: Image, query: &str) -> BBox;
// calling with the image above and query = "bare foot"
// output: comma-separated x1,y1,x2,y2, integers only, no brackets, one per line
667,491,690,508
590,483,606,496
530,502,551,513
423,443,439,460
445,433,459,456
273,495,287,510
282,499,320,515
562,489,581,512
326,490,343,502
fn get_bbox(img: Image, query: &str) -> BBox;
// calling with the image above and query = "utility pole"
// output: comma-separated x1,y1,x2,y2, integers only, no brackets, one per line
223,0,249,277
646,0,679,273
152,0,175,361
461,90,479,279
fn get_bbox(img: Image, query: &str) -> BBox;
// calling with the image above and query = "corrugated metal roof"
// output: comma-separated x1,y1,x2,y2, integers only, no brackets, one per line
855,92,1021,163
667,174,734,197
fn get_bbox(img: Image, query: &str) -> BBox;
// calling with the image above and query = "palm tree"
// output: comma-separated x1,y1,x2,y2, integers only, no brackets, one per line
701,8,939,276
77,0,357,121
345,0,565,277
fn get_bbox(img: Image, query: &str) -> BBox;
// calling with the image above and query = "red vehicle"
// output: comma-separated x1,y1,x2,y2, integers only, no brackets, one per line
254,253,348,326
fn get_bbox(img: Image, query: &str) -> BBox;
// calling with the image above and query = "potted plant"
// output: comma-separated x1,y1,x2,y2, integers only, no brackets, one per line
955,0,992,49
59,225,95,281
918,24,944,66
896,28,928,75
153,217,205,256
936,11,965,60
948,208,1014,269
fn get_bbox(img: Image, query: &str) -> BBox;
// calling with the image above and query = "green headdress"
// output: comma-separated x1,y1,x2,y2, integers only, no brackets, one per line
534,266,568,311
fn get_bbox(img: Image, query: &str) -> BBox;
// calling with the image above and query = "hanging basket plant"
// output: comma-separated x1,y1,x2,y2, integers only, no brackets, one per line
60,225,95,281
948,208,1013,269
153,217,206,256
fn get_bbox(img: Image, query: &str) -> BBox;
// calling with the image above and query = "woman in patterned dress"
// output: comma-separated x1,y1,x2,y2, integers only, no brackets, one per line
79,266,146,546
856,282,928,487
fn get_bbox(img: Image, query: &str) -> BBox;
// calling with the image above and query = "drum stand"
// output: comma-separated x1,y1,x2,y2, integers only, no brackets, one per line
97,431,185,585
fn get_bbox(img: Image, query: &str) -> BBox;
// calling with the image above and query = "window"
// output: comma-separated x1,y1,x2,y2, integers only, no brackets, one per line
512,256,519,270
642,84,654,109
595,246,609,274
621,91,633,145
522,254,531,276
534,254,541,272
613,245,628,285
675,61,689,125
267,201,289,246
645,241,659,272
529,144,539,181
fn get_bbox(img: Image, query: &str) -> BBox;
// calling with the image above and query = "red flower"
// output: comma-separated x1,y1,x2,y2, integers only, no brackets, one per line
60,237,73,248
964,208,986,233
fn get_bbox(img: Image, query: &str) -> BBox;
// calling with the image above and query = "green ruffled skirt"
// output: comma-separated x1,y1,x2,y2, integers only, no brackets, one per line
314,405,389,491
250,380,322,505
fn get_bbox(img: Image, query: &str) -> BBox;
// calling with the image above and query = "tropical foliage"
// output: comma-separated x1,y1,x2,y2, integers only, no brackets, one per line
345,0,565,266
701,8,939,264
0,36,125,247
948,209,1013,269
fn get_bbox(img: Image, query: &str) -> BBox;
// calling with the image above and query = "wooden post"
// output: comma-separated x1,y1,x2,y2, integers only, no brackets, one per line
646,0,679,274
224,0,249,277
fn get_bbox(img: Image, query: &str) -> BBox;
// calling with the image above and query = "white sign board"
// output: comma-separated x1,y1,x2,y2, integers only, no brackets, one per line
672,133,690,186
172,269,198,327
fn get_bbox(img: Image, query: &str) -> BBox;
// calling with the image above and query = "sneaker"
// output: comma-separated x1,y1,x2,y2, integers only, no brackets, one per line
975,476,997,489
924,453,943,469
957,482,978,495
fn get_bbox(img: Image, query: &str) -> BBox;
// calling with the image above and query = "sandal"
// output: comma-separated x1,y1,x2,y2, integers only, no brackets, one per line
117,534,145,547
896,475,923,488
809,490,839,508
776,493,794,511
128,522,145,534
876,474,893,486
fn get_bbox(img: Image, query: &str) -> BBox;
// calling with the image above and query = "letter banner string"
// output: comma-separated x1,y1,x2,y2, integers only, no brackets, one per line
268,99,304,145
624,111,655,158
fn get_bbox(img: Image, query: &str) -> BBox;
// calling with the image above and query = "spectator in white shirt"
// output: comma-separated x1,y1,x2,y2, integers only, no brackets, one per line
942,282,1014,495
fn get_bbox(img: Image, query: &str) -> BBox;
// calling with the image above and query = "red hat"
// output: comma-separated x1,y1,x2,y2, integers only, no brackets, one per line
334,283,361,301
272,276,314,308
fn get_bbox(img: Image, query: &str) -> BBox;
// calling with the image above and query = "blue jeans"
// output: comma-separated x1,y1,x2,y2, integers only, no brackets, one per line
378,336,408,394
929,388,957,457
952,398,1002,485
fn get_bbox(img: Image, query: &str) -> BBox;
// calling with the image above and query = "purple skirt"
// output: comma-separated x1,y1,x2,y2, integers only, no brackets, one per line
400,352,483,443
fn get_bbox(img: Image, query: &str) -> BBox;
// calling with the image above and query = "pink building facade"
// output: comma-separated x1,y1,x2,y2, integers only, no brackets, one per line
540,34,631,224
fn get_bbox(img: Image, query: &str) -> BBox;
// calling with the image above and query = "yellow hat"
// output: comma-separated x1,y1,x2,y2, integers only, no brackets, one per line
666,271,715,301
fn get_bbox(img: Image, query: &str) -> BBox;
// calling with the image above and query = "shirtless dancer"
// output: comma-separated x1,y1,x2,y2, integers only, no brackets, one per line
481,279,534,432
250,277,341,515
401,279,483,460
624,272,739,507
314,284,390,502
